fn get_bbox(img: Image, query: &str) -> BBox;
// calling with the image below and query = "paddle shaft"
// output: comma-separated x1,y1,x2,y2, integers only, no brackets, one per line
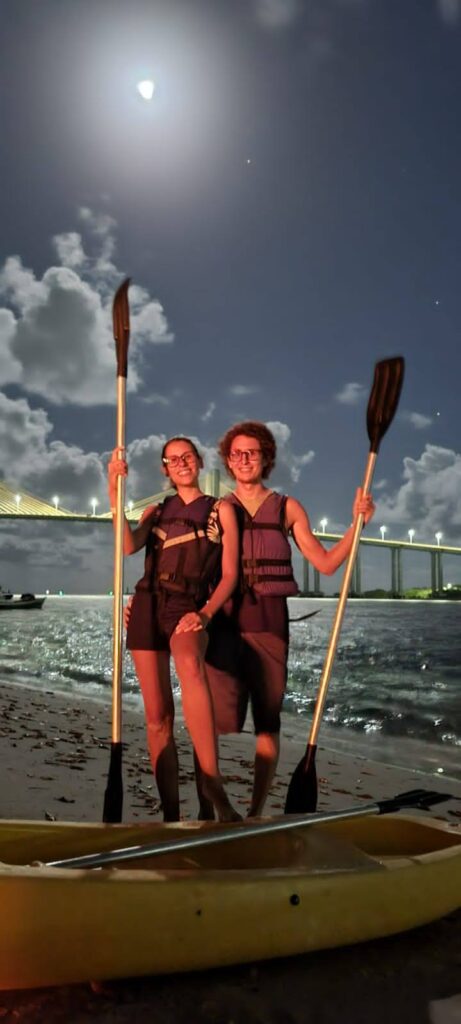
111,376,127,745
47,789,451,869
308,451,376,746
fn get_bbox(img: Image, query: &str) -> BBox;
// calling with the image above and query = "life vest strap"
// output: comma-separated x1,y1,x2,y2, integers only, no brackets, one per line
242,558,291,569
244,572,296,586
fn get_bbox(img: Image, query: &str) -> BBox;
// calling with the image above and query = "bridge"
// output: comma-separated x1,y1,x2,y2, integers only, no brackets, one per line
304,532,461,599
1,474,459,598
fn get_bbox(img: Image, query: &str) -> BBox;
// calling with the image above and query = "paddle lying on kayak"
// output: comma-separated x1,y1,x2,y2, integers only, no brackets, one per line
284,356,405,815
103,278,131,825
47,788,452,869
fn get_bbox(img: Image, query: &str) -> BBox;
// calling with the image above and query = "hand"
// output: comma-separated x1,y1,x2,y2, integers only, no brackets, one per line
123,596,133,630
352,487,375,525
174,611,208,634
108,448,128,505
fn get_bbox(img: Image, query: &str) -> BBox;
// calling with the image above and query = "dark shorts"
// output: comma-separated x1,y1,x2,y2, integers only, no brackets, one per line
206,618,288,736
126,590,198,652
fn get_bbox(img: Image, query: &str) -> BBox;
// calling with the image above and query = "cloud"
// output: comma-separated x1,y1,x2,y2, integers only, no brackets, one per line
253,0,301,29
0,392,106,511
401,411,433,430
436,0,461,26
335,381,367,405
266,420,315,484
228,385,260,397
201,401,216,423
374,445,461,542
0,209,173,406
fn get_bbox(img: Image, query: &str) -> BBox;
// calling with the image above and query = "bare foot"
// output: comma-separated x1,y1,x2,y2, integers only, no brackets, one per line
202,776,242,823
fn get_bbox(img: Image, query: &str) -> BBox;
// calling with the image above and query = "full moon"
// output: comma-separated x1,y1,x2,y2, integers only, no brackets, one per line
137,80,155,101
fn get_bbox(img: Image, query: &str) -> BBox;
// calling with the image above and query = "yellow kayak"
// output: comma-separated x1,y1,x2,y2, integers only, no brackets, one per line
0,813,460,991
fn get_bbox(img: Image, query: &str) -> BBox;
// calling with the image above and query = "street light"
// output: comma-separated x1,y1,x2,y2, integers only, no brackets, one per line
128,500,134,513
14,494,21,509
52,495,59,511
408,528,415,544
320,517,328,534
435,532,442,546
380,525,387,541
90,497,99,517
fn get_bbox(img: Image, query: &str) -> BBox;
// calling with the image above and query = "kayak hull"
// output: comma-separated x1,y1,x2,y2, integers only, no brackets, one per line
0,814,460,991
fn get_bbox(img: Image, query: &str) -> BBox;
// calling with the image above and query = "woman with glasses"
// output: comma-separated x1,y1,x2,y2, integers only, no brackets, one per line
108,436,241,823
195,421,375,818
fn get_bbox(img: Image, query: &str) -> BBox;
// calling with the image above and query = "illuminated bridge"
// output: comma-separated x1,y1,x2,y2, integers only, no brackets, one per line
1,475,459,598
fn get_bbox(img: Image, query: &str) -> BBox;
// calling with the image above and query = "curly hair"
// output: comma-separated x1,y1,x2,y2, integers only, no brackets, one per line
218,421,276,480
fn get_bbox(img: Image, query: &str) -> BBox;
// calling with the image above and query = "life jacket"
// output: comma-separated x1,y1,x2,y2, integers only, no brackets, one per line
228,491,298,597
135,494,222,604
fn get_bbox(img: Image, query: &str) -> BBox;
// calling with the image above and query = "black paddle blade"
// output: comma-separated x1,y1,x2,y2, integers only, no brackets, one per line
113,278,131,378
103,742,123,823
376,789,455,814
284,744,317,814
366,356,405,454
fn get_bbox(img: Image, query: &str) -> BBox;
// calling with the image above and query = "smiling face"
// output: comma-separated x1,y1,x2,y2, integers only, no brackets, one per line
227,434,265,485
161,438,202,489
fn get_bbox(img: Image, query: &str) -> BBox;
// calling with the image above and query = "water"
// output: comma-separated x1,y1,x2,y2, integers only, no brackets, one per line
1,596,460,779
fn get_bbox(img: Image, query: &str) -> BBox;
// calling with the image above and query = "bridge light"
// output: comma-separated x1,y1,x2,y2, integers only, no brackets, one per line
408,529,415,544
90,497,99,517
320,517,328,534
14,494,21,508
435,531,442,546
380,525,387,541
52,495,59,510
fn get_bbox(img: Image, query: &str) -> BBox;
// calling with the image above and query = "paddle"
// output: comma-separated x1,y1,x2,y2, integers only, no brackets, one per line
102,278,131,824
47,788,452,869
285,356,405,815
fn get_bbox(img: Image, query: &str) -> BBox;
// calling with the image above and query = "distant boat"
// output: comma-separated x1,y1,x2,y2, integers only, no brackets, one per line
0,591,46,610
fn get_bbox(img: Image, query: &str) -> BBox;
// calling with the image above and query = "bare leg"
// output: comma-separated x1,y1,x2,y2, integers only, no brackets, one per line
247,732,280,817
193,748,216,821
131,650,180,822
170,631,241,822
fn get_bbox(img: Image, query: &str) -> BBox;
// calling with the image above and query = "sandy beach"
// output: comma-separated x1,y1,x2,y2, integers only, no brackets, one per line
1,679,460,1022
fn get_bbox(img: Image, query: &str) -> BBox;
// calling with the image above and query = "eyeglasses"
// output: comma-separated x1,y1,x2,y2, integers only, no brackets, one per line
228,448,262,463
162,452,197,468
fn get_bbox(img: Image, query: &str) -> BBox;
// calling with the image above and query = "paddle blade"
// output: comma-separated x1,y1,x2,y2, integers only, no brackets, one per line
113,278,131,378
366,356,405,453
284,744,317,814
377,789,455,814
103,742,123,823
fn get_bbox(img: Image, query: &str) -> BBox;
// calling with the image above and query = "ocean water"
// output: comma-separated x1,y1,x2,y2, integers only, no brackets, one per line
1,596,460,779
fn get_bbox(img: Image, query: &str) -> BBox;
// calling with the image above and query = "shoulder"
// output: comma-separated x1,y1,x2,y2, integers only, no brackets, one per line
139,503,162,526
285,496,309,530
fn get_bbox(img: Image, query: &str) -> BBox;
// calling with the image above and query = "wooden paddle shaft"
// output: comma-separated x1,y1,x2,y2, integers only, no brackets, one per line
111,375,127,745
308,451,377,746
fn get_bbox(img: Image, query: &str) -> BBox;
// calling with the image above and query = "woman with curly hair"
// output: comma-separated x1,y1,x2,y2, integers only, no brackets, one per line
202,420,375,818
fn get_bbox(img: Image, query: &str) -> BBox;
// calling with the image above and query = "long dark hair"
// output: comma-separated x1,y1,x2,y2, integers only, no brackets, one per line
161,436,202,462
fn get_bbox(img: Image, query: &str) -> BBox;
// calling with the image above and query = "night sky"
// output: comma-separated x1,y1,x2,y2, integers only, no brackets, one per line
1,0,460,594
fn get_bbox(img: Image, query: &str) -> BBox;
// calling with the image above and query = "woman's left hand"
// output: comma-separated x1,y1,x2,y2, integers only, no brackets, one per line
352,487,375,525
175,611,208,634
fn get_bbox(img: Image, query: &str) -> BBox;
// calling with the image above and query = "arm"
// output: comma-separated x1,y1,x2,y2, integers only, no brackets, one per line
108,450,157,555
199,500,239,622
287,488,375,576
174,501,239,633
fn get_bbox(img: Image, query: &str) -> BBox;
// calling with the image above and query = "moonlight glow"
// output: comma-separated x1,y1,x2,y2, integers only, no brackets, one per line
137,80,155,101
